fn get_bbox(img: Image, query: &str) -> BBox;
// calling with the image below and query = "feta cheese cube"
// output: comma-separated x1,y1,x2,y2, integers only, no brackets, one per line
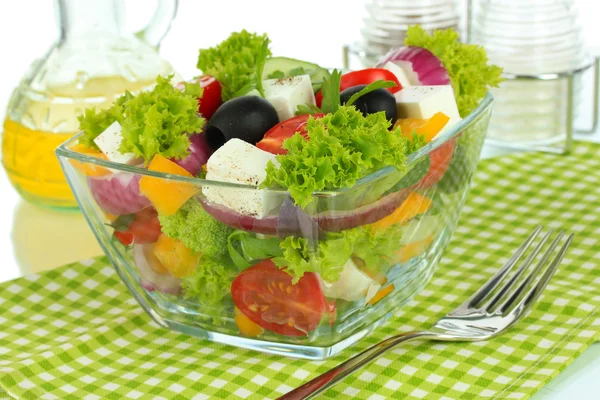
263,75,316,121
322,259,380,302
381,61,414,88
203,139,282,218
394,85,461,121
93,121,137,164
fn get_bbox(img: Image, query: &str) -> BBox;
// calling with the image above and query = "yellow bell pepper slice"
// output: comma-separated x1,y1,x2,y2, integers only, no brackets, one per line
395,112,450,142
139,155,200,216
69,143,112,177
371,192,432,232
368,284,395,305
152,234,198,278
235,307,264,337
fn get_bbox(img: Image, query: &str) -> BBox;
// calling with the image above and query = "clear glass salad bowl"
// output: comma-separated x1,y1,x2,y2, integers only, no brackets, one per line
56,93,493,359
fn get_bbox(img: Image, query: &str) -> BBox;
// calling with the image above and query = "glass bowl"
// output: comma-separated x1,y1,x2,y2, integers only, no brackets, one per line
56,93,493,359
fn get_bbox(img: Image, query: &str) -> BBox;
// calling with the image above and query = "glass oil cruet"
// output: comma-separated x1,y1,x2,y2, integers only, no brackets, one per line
2,0,179,210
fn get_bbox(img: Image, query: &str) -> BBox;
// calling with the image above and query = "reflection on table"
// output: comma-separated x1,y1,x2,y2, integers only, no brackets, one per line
11,201,102,275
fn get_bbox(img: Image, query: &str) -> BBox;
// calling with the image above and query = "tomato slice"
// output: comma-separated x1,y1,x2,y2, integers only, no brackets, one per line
256,113,326,155
114,231,134,246
417,139,456,189
176,75,222,120
231,260,328,337
114,207,162,246
316,68,402,107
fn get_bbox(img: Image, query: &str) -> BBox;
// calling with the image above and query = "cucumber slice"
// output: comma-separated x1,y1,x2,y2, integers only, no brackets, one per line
263,57,330,92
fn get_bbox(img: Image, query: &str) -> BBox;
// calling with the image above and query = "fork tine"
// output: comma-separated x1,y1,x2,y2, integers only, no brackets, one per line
480,229,554,312
457,226,542,311
498,231,571,316
515,233,574,314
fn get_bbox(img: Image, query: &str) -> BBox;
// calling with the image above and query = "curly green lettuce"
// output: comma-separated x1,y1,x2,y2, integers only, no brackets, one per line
197,30,272,101
181,256,236,309
78,75,204,162
352,224,405,276
274,231,359,284
262,106,414,208
227,229,358,283
159,199,234,258
405,25,503,118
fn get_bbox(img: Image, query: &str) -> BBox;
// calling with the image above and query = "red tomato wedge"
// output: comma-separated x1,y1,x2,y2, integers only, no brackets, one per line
231,260,328,337
256,113,326,155
176,75,222,120
114,207,162,246
315,68,402,107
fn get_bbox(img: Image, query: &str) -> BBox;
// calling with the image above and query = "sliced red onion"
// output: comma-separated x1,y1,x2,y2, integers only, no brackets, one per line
199,189,409,235
133,244,182,295
276,197,325,239
88,173,151,216
170,133,213,176
377,46,451,86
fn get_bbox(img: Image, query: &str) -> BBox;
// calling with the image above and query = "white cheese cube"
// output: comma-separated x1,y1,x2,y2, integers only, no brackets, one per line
203,139,282,218
394,85,461,121
263,75,316,122
322,259,380,302
93,121,137,164
381,61,413,88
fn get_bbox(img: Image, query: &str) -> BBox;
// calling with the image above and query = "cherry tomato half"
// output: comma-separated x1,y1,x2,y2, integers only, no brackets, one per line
176,76,222,120
256,113,326,155
316,68,402,107
114,207,162,246
231,260,328,337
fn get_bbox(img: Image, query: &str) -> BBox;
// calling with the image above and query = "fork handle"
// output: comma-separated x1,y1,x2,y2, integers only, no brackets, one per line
277,331,436,400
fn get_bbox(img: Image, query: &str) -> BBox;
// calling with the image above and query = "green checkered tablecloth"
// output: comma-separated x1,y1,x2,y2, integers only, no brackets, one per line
1,142,600,400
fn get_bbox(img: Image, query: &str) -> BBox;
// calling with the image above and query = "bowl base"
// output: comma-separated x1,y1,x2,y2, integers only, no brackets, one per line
152,310,394,360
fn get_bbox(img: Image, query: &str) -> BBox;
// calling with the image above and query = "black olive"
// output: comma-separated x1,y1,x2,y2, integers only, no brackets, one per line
340,85,398,125
205,96,279,150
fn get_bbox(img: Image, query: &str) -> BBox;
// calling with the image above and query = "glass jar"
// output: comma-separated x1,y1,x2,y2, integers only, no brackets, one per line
470,0,587,149
2,0,179,209
345,0,460,69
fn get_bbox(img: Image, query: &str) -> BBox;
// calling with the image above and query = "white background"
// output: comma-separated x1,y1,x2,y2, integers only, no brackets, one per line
0,0,598,113
0,1,598,399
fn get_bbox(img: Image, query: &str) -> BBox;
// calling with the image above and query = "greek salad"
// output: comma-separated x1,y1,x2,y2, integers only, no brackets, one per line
73,26,502,338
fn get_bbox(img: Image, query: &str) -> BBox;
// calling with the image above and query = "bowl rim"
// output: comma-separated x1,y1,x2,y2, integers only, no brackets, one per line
56,92,494,197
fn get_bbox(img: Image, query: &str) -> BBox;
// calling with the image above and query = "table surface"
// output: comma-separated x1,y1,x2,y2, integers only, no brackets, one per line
0,1,598,397
1,136,598,400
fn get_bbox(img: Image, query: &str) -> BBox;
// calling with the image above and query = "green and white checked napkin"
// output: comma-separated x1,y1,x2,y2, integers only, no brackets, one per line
1,142,600,400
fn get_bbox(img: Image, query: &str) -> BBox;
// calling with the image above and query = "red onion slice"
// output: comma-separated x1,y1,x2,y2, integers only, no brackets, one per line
377,46,451,86
199,189,409,235
89,173,151,216
170,133,213,176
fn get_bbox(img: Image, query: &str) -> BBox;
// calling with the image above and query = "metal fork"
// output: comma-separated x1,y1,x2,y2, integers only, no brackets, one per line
278,226,573,400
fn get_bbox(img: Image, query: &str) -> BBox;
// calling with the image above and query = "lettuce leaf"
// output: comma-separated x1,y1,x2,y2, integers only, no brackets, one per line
262,106,414,208
196,30,272,101
78,75,204,162
181,256,236,309
405,25,503,118
227,229,358,283
274,231,359,283
227,230,282,271
352,224,405,276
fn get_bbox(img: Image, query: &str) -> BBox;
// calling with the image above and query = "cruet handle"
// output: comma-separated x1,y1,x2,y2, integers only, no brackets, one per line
136,0,178,49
